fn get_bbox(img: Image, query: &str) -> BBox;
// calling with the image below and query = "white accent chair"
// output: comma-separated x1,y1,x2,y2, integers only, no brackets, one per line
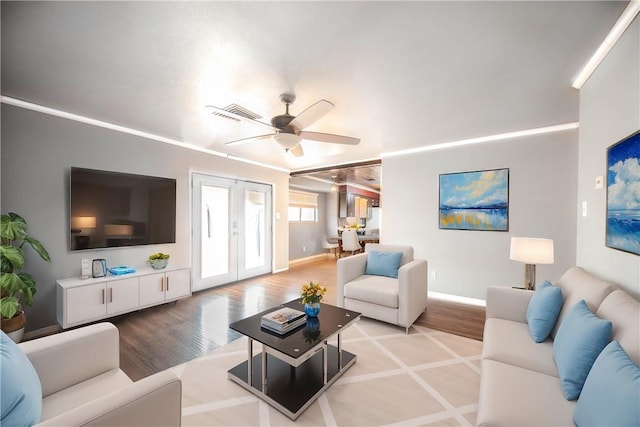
337,243,428,333
341,229,362,256
322,236,340,259
21,322,182,426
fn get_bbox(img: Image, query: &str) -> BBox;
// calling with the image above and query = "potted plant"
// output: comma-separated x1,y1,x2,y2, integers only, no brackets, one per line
148,252,170,269
1,212,51,342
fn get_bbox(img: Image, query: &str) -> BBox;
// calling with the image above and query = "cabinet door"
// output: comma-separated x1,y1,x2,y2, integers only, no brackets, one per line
66,282,107,325
139,273,166,307
106,277,139,315
165,269,191,301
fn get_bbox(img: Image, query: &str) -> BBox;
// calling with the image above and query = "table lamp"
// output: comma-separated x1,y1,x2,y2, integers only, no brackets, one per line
510,237,554,290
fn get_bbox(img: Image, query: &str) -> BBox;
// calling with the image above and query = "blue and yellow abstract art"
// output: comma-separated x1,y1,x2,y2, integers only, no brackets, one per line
606,130,640,256
439,168,509,231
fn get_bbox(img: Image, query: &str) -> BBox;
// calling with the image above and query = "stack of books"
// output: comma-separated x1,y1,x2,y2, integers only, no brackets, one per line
261,307,306,334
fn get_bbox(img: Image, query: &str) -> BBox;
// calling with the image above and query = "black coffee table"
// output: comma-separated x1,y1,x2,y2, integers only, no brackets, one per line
228,299,361,420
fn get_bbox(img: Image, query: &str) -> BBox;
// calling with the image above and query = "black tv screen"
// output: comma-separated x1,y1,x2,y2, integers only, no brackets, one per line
70,167,176,251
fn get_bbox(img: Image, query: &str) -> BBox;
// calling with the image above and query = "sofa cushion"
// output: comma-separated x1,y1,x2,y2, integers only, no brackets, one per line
596,289,640,365
552,266,616,338
553,300,612,400
482,318,558,377
0,330,42,427
365,251,403,278
526,280,563,343
573,341,640,427
343,275,399,308
477,359,575,427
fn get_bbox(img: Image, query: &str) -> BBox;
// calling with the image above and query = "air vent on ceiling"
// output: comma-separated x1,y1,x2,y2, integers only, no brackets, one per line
212,104,262,121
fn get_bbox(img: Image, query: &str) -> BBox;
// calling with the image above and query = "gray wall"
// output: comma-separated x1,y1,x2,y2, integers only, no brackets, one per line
1,105,290,332
576,17,640,298
383,131,578,300
289,192,327,260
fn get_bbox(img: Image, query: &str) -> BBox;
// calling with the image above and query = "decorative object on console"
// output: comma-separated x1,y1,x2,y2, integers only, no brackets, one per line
149,252,170,269
606,129,640,256
439,168,509,231
0,212,51,342
301,281,326,317
510,237,554,290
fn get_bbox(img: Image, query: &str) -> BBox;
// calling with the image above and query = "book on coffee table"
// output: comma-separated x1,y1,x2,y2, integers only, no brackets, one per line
261,307,306,334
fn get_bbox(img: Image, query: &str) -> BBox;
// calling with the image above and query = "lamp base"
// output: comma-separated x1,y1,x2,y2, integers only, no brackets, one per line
524,263,536,290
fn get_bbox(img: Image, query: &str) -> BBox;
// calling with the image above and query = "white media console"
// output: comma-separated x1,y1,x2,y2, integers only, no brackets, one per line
56,266,191,329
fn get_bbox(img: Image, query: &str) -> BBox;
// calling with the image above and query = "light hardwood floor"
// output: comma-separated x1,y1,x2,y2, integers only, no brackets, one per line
107,256,485,381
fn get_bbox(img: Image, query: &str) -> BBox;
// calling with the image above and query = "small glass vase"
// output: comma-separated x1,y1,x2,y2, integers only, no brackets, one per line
304,301,320,317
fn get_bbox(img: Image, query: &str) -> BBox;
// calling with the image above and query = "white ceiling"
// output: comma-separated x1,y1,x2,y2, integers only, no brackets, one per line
1,1,627,172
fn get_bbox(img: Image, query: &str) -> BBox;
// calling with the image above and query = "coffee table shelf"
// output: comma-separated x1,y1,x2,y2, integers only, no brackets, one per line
228,299,361,420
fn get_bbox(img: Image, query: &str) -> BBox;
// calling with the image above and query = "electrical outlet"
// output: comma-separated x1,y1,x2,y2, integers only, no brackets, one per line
431,271,437,280
302,246,306,252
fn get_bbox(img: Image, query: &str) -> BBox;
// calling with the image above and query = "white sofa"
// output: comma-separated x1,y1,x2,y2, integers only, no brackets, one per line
477,266,640,426
337,243,428,333
20,322,182,426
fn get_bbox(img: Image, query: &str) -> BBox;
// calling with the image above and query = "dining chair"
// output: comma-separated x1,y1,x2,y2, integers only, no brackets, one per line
323,237,340,259
341,229,362,256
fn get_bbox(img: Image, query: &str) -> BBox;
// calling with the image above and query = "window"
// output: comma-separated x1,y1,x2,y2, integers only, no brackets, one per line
289,191,318,222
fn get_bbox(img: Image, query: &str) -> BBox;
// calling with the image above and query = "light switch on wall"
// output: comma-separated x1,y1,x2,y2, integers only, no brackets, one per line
582,201,588,217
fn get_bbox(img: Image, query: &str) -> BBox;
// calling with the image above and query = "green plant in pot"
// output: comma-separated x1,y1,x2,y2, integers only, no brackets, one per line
1,212,51,342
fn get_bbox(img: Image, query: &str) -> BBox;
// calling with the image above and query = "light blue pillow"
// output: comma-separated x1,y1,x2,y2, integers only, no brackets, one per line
526,280,563,343
552,299,612,400
365,251,403,278
573,341,640,426
0,331,42,427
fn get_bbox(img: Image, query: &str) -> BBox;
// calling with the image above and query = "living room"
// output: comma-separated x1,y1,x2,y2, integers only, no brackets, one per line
1,1,639,426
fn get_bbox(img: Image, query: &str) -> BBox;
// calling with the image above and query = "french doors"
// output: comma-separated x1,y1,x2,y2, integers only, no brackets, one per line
192,173,272,291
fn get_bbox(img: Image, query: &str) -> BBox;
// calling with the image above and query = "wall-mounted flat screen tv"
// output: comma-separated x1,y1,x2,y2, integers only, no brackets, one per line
70,167,176,251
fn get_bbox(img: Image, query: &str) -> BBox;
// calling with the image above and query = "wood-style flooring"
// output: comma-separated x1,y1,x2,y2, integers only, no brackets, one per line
109,256,485,381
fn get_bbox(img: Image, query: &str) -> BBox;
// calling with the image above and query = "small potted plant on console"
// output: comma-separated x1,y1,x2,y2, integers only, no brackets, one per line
148,252,170,269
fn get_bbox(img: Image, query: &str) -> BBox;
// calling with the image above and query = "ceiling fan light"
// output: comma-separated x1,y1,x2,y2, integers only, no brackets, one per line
273,132,300,149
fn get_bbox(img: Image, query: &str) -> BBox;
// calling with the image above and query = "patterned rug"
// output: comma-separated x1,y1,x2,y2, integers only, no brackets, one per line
169,318,482,426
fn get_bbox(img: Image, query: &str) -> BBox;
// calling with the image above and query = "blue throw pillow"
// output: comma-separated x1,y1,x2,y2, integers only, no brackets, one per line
526,280,564,343
573,341,640,426
552,299,612,400
0,331,42,427
365,251,403,278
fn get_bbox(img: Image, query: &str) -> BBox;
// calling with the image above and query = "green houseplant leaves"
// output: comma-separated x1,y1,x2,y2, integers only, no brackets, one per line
0,213,50,320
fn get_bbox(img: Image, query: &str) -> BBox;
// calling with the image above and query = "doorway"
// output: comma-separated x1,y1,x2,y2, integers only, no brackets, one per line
192,173,272,291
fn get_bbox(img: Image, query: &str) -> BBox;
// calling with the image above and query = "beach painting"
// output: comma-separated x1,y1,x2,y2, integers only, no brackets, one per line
606,130,640,256
439,168,509,231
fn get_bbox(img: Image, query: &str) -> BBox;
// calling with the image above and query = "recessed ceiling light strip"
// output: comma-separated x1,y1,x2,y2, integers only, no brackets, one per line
381,122,579,159
0,96,288,173
572,0,640,89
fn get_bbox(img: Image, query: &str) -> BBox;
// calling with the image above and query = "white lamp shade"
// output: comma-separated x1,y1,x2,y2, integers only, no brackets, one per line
71,216,96,229
273,133,300,149
510,237,554,264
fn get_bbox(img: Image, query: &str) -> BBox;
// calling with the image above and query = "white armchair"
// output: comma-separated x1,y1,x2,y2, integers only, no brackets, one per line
337,244,428,333
19,322,182,426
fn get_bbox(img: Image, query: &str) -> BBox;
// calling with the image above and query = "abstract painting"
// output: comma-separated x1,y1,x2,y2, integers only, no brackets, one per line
606,130,640,256
439,168,509,231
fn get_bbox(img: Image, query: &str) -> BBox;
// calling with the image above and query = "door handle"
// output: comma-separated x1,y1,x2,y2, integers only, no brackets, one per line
109,288,113,303
101,289,105,304
166,277,170,291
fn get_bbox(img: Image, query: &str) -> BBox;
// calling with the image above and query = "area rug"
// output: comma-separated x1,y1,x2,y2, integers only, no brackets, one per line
169,318,482,426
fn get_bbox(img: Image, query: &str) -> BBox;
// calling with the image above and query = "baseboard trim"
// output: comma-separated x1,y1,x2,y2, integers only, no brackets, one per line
429,291,486,307
24,324,62,340
289,254,327,266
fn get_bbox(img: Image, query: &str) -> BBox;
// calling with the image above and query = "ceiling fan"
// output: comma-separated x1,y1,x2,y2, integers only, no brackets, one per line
206,93,360,157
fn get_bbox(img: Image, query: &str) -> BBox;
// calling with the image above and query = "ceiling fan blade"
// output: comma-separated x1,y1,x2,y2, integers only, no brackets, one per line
224,134,275,145
206,105,276,132
289,144,304,157
289,100,334,130
298,131,360,145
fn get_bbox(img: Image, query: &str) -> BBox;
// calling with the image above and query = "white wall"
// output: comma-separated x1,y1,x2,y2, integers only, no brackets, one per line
577,17,640,298
382,131,578,300
1,104,290,332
